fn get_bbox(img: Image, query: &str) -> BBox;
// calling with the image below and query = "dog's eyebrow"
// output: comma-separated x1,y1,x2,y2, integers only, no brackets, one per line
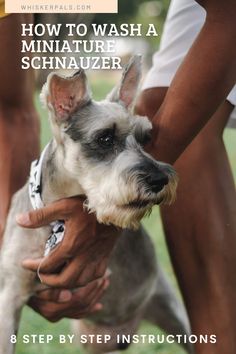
93,123,117,137
93,127,115,138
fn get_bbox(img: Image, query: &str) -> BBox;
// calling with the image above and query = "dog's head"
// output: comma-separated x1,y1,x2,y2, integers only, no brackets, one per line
41,56,178,229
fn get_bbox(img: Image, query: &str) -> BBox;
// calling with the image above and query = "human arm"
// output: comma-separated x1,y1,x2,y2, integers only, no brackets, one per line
135,2,236,353
0,14,40,241
147,0,236,163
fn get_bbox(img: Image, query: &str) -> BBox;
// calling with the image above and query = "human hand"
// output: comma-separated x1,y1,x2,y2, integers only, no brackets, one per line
28,276,109,322
16,197,119,288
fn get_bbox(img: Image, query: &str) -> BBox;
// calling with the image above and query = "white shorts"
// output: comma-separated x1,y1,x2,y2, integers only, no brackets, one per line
143,0,236,128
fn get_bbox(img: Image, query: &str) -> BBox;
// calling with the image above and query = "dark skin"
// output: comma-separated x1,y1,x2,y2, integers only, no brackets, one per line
18,198,119,288
134,1,236,352
1,2,236,348
137,92,236,354
28,278,110,322
134,2,236,352
0,14,39,239
16,198,119,321
146,0,236,164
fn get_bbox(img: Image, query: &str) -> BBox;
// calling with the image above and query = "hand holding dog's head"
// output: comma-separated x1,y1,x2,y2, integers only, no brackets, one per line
41,56,178,229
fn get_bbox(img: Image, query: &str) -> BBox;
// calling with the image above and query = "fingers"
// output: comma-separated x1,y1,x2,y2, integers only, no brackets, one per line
22,230,88,274
22,239,78,275
16,197,85,228
36,262,85,288
22,250,68,274
76,260,108,286
23,258,109,289
22,255,86,288
85,278,109,308
23,247,110,289
36,260,104,288
35,289,72,303
28,278,108,322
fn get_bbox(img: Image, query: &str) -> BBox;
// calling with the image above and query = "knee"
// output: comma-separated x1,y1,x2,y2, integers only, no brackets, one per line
135,87,167,119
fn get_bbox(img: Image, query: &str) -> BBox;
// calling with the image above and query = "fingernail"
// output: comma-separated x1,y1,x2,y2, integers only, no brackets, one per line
22,259,30,267
105,268,112,277
58,290,72,302
16,213,30,226
22,259,36,268
94,303,103,311
97,278,103,287
104,279,110,290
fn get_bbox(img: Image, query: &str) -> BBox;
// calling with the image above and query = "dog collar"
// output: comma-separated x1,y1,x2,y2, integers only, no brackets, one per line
29,143,65,256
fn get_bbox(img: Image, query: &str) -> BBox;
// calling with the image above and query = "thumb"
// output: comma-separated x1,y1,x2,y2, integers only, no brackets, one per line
16,202,66,228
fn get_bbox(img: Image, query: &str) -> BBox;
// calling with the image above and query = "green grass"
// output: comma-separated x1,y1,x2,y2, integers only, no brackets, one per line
16,76,236,354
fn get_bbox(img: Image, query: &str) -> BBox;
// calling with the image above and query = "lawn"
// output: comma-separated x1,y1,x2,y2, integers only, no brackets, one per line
16,74,236,354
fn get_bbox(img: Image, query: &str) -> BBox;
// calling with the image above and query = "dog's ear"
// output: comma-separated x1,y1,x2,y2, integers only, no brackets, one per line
44,69,91,123
107,55,142,109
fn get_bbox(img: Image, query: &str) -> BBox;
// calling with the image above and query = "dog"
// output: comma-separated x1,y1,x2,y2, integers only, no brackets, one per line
0,56,192,354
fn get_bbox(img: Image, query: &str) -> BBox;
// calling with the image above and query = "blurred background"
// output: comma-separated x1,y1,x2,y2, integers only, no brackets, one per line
35,0,170,86
17,1,236,353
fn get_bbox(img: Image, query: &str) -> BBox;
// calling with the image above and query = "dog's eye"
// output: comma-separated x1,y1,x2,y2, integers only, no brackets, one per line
97,132,114,148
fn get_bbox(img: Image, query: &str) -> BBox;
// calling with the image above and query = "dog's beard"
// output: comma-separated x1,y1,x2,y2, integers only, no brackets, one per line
83,175,178,230
77,148,178,229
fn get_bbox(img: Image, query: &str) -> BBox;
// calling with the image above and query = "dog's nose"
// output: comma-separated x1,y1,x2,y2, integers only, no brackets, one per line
145,171,169,193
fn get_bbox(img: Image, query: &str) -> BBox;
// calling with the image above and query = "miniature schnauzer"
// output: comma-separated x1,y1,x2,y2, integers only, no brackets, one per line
0,56,192,354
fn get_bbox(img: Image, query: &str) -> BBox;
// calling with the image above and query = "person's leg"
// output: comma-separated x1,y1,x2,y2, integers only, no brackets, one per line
137,88,236,354
0,14,40,240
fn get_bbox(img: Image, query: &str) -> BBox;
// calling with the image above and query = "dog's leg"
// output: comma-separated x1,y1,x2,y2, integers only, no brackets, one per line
0,283,27,354
144,266,193,353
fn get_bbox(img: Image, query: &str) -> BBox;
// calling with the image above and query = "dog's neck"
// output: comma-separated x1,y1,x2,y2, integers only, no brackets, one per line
40,140,84,205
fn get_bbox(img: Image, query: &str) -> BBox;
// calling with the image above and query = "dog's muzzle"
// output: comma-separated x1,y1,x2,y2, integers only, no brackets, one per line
123,161,177,209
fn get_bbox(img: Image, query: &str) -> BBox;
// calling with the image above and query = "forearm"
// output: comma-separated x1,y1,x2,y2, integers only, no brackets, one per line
0,14,35,106
149,7,236,164
0,15,40,241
